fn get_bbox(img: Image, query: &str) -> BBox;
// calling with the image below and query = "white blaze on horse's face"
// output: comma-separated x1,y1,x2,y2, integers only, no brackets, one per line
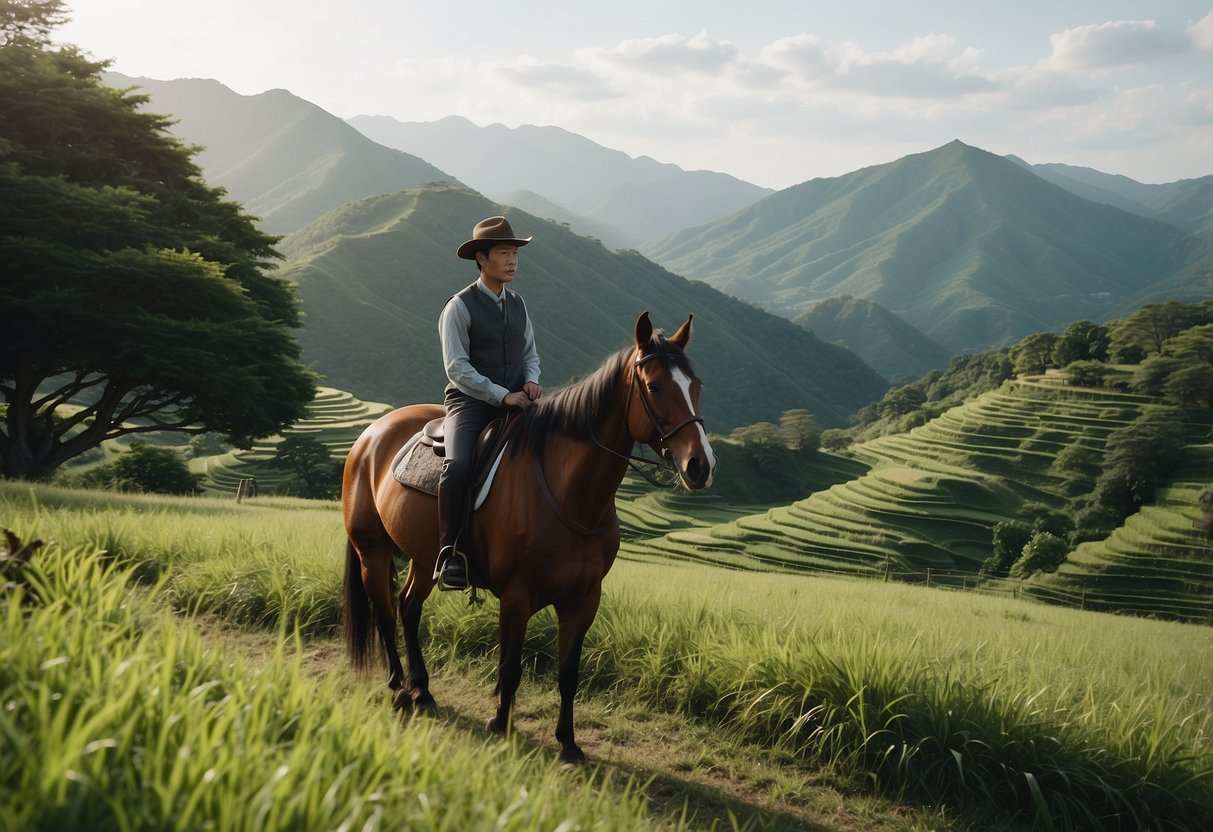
670,365,716,490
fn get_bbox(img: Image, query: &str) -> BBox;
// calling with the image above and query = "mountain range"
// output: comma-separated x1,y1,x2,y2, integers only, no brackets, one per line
1010,157,1213,237
643,141,1212,352
105,73,458,234
346,114,773,246
793,296,951,383
107,72,1212,373
276,184,888,431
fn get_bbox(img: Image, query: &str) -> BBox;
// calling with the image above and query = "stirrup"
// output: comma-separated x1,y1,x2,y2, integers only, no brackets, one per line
436,548,469,592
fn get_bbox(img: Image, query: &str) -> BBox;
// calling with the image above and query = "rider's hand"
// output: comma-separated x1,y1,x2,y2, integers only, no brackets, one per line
503,390,533,409
523,381,543,401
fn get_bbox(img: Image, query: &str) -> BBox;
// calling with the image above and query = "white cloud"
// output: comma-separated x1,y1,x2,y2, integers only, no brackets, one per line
495,59,620,102
1190,11,1213,50
591,31,740,75
1048,20,1189,71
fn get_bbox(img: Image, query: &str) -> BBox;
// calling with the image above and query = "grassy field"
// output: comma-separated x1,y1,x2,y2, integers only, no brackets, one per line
4,481,1211,830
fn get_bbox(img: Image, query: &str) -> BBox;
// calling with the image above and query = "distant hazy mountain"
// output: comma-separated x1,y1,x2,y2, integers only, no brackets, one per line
644,140,1211,352
277,184,888,431
793,296,950,383
105,74,458,233
493,189,634,251
346,114,772,244
1009,157,1213,237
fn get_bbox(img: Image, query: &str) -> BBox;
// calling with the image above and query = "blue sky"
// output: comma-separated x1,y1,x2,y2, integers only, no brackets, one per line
62,1,1213,189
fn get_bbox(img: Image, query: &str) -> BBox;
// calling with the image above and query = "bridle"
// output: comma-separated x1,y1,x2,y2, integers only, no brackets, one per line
629,351,705,448
588,348,705,484
537,346,707,536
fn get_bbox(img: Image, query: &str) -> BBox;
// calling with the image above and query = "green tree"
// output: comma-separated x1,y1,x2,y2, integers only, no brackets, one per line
1064,360,1107,388
266,434,342,499
877,385,926,418
1163,364,1213,409
82,441,202,495
980,520,1031,578
778,409,819,451
728,422,785,463
1054,320,1109,366
1009,531,1069,579
1109,301,1206,357
0,38,316,480
0,0,68,47
1075,409,1185,533
1130,354,1185,396
1011,332,1057,376
1016,501,1074,538
1162,323,1213,367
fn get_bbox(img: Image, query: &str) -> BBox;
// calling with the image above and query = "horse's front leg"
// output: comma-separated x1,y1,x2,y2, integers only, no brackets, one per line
554,586,602,766
487,588,531,735
397,561,437,713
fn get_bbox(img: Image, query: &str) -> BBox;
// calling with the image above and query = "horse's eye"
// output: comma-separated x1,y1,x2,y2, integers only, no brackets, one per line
647,382,661,394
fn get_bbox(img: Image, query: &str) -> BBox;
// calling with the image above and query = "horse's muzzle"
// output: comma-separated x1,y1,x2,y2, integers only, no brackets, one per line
681,453,713,490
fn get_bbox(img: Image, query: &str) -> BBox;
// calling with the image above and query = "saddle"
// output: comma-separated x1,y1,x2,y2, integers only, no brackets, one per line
390,415,511,504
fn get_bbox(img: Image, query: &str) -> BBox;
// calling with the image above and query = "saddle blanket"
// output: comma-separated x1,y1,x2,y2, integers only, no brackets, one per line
390,432,506,510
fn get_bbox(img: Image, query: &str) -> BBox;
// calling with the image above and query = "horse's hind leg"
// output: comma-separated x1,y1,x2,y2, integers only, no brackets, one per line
348,534,408,701
397,561,437,712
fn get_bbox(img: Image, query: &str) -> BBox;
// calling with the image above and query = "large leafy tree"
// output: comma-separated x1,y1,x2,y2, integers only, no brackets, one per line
0,25,315,479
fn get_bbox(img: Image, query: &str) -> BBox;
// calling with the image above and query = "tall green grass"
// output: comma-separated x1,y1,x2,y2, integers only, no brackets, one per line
5,481,1212,829
0,542,677,831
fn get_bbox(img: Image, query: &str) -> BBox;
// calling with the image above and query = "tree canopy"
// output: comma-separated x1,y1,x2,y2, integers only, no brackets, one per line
0,35,315,479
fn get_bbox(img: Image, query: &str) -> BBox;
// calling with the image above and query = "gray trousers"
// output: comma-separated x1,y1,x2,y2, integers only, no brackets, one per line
439,389,502,491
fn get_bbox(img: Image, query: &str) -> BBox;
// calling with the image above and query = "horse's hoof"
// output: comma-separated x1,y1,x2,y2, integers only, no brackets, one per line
558,746,587,768
391,688,413,712
412,692,437,715
485,716,508,735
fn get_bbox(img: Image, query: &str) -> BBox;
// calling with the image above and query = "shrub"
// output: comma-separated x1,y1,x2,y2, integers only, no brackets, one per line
1010,531,1069,578
82,442,202,495
1064,360,1107,388
980,520,1031,578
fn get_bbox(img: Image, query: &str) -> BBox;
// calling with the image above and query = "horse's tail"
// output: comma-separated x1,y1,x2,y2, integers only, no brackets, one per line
342,540,375,670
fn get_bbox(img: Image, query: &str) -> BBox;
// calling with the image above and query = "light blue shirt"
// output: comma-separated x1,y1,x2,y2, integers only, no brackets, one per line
438,279,541,406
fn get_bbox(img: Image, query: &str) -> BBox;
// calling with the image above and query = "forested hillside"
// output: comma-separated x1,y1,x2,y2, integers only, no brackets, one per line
794,295,950,382
278,184,888,431
105,73,458,233
645,141,1212,352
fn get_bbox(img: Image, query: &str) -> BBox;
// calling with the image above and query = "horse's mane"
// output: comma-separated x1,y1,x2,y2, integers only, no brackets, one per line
508,333,693,455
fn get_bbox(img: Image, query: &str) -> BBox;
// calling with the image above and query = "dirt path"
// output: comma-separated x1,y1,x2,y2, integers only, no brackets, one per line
194,619,971,832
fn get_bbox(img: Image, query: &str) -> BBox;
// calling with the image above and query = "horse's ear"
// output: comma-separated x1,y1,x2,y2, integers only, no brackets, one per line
670,314,693,350
634,311,653,351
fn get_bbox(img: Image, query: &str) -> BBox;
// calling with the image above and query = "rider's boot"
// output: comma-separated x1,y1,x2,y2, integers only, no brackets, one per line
436,485,468,591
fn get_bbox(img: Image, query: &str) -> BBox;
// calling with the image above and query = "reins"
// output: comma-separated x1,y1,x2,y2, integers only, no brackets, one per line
590,349,704,486
532,346,706,533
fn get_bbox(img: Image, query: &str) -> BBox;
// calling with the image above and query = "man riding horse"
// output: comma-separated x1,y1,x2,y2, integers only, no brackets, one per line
435,215,544,591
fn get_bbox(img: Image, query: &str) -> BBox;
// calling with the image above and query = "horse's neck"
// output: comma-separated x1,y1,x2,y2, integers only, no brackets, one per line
540,389,633,505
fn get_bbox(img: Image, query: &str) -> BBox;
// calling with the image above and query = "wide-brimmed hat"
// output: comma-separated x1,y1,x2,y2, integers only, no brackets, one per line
456,216,533,260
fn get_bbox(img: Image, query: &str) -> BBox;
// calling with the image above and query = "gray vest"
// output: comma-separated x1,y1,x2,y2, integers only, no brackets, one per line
451,282,529,395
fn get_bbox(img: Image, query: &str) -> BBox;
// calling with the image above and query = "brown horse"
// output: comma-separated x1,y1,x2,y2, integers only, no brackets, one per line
341,311,716,764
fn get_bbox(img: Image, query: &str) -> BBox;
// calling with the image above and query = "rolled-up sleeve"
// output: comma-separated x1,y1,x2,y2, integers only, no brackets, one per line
438,297,511,406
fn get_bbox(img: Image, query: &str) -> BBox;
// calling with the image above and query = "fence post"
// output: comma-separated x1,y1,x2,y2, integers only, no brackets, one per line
236,478,258,502
926,568,932,587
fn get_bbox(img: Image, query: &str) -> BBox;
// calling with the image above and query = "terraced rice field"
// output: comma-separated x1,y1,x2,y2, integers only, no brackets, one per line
190,387,392,494
1029,442,1213,622
624,380,1213,605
